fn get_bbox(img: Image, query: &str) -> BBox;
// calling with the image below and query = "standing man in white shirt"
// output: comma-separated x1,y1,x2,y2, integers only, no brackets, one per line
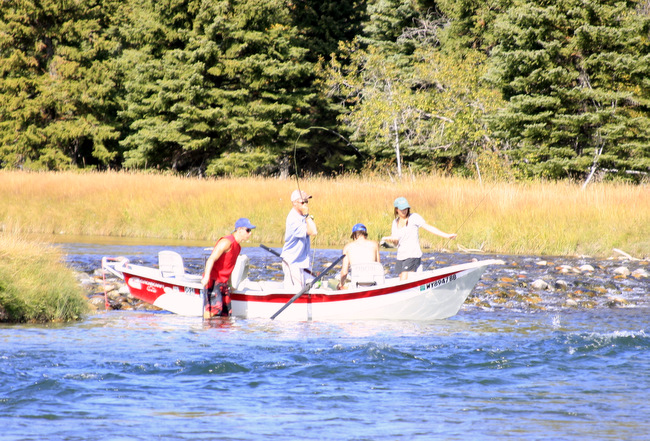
280,189,318,290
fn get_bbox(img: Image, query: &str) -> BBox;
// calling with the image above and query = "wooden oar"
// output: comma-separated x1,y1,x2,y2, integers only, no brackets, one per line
270,254,344,320
260,244,315,276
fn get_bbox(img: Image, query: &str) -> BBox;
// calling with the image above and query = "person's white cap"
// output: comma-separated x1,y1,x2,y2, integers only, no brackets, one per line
290,189,312,202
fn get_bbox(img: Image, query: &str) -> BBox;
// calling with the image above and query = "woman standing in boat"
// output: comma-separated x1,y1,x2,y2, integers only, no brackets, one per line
201,217,255,318
381,197,456,280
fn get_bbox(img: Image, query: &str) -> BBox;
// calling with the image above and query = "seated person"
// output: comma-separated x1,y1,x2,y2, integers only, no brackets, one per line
337,223,381,290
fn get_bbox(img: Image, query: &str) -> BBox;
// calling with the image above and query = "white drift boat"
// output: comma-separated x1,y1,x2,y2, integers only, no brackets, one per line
102,250,503,321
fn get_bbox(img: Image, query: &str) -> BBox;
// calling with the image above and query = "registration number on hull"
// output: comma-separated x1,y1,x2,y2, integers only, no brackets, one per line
420,273,456,291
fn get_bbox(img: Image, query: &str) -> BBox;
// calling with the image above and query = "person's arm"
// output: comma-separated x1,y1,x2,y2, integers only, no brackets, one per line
201,238,232,287
296,202,317,237
379,235,398,248
306,215,317,237
421,223,457,240
380,219,399,247
373,241,381,262
337,246,350,289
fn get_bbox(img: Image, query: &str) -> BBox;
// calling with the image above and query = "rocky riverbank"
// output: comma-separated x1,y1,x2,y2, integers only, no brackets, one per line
74,252,649,315
465,254,649,312
76,268,162,312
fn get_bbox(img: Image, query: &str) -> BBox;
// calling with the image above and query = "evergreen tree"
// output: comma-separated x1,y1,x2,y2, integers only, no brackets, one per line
362,0,420,48
436,0,512,54
487,0,650,181
118,0,358,176
290,0,366,62
0,0,123,170
288,0,369,175
117,0,209,171
197,0,322,176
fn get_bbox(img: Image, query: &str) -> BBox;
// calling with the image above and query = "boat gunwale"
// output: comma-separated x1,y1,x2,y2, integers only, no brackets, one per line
109,257,503,302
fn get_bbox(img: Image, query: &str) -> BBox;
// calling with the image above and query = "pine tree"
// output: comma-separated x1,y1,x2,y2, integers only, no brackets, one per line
436,0,512,53
118,0,358,175
0,0,123,170
117,0,209,171
289,0,366,62
487,0,650,181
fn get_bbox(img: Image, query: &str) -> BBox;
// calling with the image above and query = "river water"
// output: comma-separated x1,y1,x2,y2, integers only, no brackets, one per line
1,242,649,440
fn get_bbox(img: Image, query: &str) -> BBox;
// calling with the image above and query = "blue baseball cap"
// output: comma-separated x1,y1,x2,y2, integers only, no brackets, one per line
394,197,410,210
351,223,367,233
234,218,256,231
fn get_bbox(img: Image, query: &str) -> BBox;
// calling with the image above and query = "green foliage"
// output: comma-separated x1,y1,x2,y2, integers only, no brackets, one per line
326,36,504,177
117,0,211,171
486,0,650,181
117,0,357,175
363,0,420,46
437,0,512,53
0,235,88,323
205,148,277,176
289,0,366,61
0,0,648,181
0,0,123,170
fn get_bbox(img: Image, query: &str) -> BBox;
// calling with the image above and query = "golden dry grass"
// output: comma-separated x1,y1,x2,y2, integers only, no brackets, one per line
1,170,648,258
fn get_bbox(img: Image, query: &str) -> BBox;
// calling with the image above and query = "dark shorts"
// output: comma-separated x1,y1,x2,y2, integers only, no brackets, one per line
394,258,421,274
203,282,232,318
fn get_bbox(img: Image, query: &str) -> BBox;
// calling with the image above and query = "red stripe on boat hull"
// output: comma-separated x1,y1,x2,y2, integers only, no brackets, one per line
230,271,462,304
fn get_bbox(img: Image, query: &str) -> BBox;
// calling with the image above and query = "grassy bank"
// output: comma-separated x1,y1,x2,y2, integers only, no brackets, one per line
0,234,89,323
1,170,648,258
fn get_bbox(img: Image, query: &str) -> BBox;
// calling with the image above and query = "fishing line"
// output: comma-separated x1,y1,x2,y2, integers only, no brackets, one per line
291,125,359,194
291,126,358,276
420,181,499,273
439,179,501,254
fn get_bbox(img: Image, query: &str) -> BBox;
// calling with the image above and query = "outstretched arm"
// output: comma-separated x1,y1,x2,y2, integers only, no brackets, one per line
421,223,457,240
379,236,398,247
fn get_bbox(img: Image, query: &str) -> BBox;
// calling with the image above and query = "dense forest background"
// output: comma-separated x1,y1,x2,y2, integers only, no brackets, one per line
1,0,649,182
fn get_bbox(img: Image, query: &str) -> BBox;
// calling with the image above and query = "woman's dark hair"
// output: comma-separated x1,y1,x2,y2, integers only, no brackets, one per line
393,207,410,219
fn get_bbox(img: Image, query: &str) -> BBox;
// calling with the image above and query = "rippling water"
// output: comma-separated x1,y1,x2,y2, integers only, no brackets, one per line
3,310,649,440
1,242,649,440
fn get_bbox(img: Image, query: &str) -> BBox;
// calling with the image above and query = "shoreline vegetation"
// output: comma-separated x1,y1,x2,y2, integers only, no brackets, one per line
0,170,647,323
0,234,88,323
1,170,648,258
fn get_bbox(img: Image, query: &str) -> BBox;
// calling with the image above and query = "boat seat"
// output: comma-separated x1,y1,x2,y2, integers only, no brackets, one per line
229,254,250,290
349,262,385,287
158,251,187,278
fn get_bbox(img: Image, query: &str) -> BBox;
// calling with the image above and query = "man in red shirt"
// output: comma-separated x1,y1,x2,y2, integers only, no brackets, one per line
201,217,255,318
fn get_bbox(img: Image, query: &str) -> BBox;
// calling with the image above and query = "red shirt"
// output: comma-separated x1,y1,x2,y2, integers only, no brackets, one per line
208,235,241,284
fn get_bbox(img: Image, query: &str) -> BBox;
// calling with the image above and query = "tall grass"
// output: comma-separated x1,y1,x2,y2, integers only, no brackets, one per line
0,234,89,322
1,170,648,257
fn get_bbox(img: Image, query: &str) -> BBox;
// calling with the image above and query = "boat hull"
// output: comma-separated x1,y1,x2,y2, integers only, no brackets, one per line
105,258,501,321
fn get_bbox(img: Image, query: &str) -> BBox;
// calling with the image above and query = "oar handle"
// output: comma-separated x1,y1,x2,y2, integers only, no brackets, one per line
260,244,281,258
270,254,345,320
260,244,314,276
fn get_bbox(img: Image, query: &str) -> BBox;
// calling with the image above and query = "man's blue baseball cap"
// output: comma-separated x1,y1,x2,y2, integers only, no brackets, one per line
234,218,256,230
351,223,367,233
